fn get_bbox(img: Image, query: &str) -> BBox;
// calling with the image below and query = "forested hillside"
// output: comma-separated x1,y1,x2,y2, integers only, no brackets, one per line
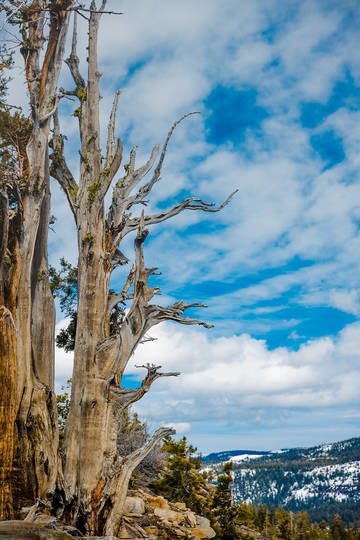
202,437,360,523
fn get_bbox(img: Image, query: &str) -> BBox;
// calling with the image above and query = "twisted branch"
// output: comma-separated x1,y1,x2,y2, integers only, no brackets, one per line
110,363,180,411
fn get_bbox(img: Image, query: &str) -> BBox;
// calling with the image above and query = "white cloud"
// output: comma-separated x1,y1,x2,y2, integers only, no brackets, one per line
4,0,360,451
128,322,360,426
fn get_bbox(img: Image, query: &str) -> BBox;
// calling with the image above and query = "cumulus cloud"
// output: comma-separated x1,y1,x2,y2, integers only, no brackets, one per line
5,0,360,450
54,317,360,450
127,322,360,425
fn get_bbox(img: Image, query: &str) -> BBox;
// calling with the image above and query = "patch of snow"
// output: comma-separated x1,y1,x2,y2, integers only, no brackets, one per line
230,454,264,463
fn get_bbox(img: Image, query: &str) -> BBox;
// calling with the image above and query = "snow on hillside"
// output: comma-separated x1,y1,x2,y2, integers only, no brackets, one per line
204,436,360,521
230,454,265,463
287,461,360,503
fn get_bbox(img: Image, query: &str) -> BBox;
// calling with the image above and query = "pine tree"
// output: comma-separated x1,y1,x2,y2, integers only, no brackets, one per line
276,505,294,540
152,436,208,515
212,462,240,539
295,511,314,540
329,514,348,540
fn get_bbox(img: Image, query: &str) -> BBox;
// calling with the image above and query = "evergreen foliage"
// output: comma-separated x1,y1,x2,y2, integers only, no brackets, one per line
211,461,239,539
152,436,209,515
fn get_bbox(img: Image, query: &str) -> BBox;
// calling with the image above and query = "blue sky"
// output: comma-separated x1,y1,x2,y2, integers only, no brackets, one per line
4,0,360,453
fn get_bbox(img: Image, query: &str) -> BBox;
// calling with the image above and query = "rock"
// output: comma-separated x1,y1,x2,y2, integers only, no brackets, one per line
118,521,146,538
145,495,168,510
154,507,183,525
173,502,187,511
123,496,145,516
195,516,212,528
185,511,197,528
189,527,216,539
0,521,74,539
237,525,267,538
143,525,159,535
190,517,216,539
172,527,187,537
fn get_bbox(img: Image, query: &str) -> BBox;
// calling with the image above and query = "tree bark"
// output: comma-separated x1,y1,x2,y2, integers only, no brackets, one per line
50,3,235,533
0,1,71,518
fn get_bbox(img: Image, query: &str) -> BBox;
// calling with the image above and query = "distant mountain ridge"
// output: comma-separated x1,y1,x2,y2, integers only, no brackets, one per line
202,449,272,463
202,436,360,523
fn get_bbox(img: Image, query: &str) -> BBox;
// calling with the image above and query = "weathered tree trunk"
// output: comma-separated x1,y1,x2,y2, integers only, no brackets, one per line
0,187,20,519
49,2,236,534
0,1,71,518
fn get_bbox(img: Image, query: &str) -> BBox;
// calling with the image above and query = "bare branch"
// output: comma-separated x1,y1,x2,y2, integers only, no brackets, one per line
135,363,180,379
127,427,175,468
139,334,157,344
153,112,199,181
105,90,122,169
107,114,199,232
146,300,214,329
65,12,85,89
106,145,160,247
49,111,79,222
124,144,160,194
122,189,238,237
107,264,135,314
110,363,180,411
73,5,122,15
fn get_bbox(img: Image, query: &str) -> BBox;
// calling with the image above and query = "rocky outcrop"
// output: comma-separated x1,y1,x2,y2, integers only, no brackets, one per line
116,489,216,539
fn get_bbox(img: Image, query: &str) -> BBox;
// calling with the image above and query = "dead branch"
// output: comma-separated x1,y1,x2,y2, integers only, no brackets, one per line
49,111,79,221
64,12,85,90
153,112,199,180
106,114,200,247
146,300,214,329
111,363,180,411
73,6,122,15
114,427,175,479
105,90,122,170
122,189,238,237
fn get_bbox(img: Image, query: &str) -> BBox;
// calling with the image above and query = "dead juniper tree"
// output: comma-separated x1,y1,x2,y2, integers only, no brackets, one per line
48,1,236,534
0,0,72,519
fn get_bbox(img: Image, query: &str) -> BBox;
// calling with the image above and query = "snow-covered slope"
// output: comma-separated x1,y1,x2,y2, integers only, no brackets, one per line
202,436,360,522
